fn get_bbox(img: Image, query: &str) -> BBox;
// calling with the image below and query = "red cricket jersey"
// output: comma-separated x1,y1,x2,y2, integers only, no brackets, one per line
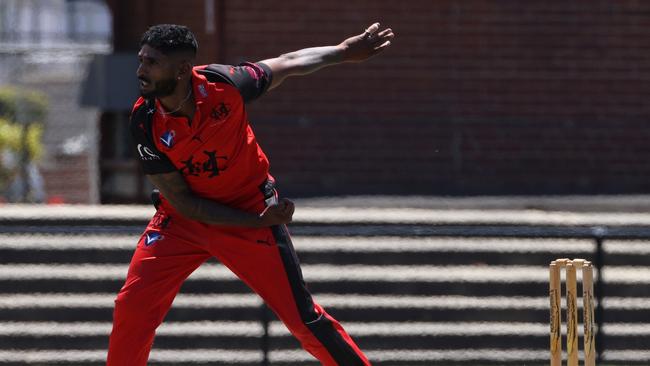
130,62,274,211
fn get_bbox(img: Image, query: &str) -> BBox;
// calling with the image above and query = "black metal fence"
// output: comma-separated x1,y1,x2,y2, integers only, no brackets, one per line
1,213,649,365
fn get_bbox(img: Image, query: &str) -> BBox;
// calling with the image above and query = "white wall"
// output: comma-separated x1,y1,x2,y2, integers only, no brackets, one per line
0,0,110,45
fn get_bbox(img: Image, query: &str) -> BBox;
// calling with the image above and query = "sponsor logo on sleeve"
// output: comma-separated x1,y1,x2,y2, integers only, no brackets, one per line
244,65,260,80
198,84,208,98
137,144,161,161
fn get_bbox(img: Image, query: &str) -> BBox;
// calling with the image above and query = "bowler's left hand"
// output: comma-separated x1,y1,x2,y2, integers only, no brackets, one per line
339,22,395,63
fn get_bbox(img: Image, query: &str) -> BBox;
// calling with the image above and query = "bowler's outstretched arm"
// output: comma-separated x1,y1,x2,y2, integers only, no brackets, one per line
261,22,395,90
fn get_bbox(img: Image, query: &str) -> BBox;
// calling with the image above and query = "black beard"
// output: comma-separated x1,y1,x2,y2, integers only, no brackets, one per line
140,77,177,98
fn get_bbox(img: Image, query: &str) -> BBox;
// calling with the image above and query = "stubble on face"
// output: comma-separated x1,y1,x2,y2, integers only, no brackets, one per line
137,44,179,99
139,76,177,98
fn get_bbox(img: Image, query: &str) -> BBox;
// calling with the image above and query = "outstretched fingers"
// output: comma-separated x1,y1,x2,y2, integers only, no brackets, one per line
370,28,394,53
363,22,381,38
342,22,395,62
377,28,393,38
365,24,394,47
374,40,392,52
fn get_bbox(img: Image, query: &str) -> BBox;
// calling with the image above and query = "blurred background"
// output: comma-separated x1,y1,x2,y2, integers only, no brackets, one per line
2,0,650,365
3,0,649,204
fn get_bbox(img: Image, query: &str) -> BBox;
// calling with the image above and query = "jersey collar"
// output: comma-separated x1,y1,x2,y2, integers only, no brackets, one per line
153,68,208,120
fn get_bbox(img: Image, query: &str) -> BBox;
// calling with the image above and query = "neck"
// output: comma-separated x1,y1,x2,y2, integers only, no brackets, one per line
158,80,194,117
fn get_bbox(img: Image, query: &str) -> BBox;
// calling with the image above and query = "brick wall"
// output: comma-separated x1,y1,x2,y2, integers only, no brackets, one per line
107,0,221,61
110,1,650,196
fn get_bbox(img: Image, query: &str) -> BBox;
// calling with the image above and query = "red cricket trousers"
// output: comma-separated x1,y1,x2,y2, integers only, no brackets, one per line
106,192,370,366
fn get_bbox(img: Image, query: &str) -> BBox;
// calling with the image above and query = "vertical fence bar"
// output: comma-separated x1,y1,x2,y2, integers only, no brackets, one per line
583,262,596,366
592,227,606,364
260,303,270,366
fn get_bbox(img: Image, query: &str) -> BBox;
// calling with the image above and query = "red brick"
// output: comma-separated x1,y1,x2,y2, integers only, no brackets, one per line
108,0,650,196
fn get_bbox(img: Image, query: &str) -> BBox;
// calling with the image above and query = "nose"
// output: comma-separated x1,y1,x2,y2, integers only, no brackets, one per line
136,62,146,78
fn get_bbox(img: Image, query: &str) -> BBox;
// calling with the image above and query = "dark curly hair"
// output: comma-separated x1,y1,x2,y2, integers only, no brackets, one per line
140,24,198,56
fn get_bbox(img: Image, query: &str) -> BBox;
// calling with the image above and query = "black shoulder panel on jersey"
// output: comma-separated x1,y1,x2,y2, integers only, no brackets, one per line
198,62,272,103
130,99,177,175
198,64,236,85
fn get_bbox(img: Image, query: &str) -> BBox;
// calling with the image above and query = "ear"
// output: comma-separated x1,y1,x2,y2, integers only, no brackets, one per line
177,60,193,79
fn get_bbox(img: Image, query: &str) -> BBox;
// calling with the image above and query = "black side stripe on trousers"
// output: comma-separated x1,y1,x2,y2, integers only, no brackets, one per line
271,224,366,366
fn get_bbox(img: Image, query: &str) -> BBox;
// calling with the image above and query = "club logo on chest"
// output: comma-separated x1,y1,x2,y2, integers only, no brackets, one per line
180,150,228,178
211,102,231,123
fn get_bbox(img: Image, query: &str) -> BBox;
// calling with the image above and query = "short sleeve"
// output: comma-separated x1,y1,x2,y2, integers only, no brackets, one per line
130,100,177,175
199,62,272,103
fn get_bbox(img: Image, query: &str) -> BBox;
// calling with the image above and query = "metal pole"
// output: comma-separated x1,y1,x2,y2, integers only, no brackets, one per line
592,226,606,363
15,92,30,202
19,122,30,202
260,303,270,366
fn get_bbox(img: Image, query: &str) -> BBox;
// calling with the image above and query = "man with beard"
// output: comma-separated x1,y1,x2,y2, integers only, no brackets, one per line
107,23,394,366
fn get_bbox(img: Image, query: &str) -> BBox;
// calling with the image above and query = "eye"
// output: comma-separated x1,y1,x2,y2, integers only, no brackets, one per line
137,56,157,66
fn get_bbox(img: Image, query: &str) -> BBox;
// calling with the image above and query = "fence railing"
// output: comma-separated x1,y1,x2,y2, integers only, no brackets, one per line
1,206,650,365
291,223,640,364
